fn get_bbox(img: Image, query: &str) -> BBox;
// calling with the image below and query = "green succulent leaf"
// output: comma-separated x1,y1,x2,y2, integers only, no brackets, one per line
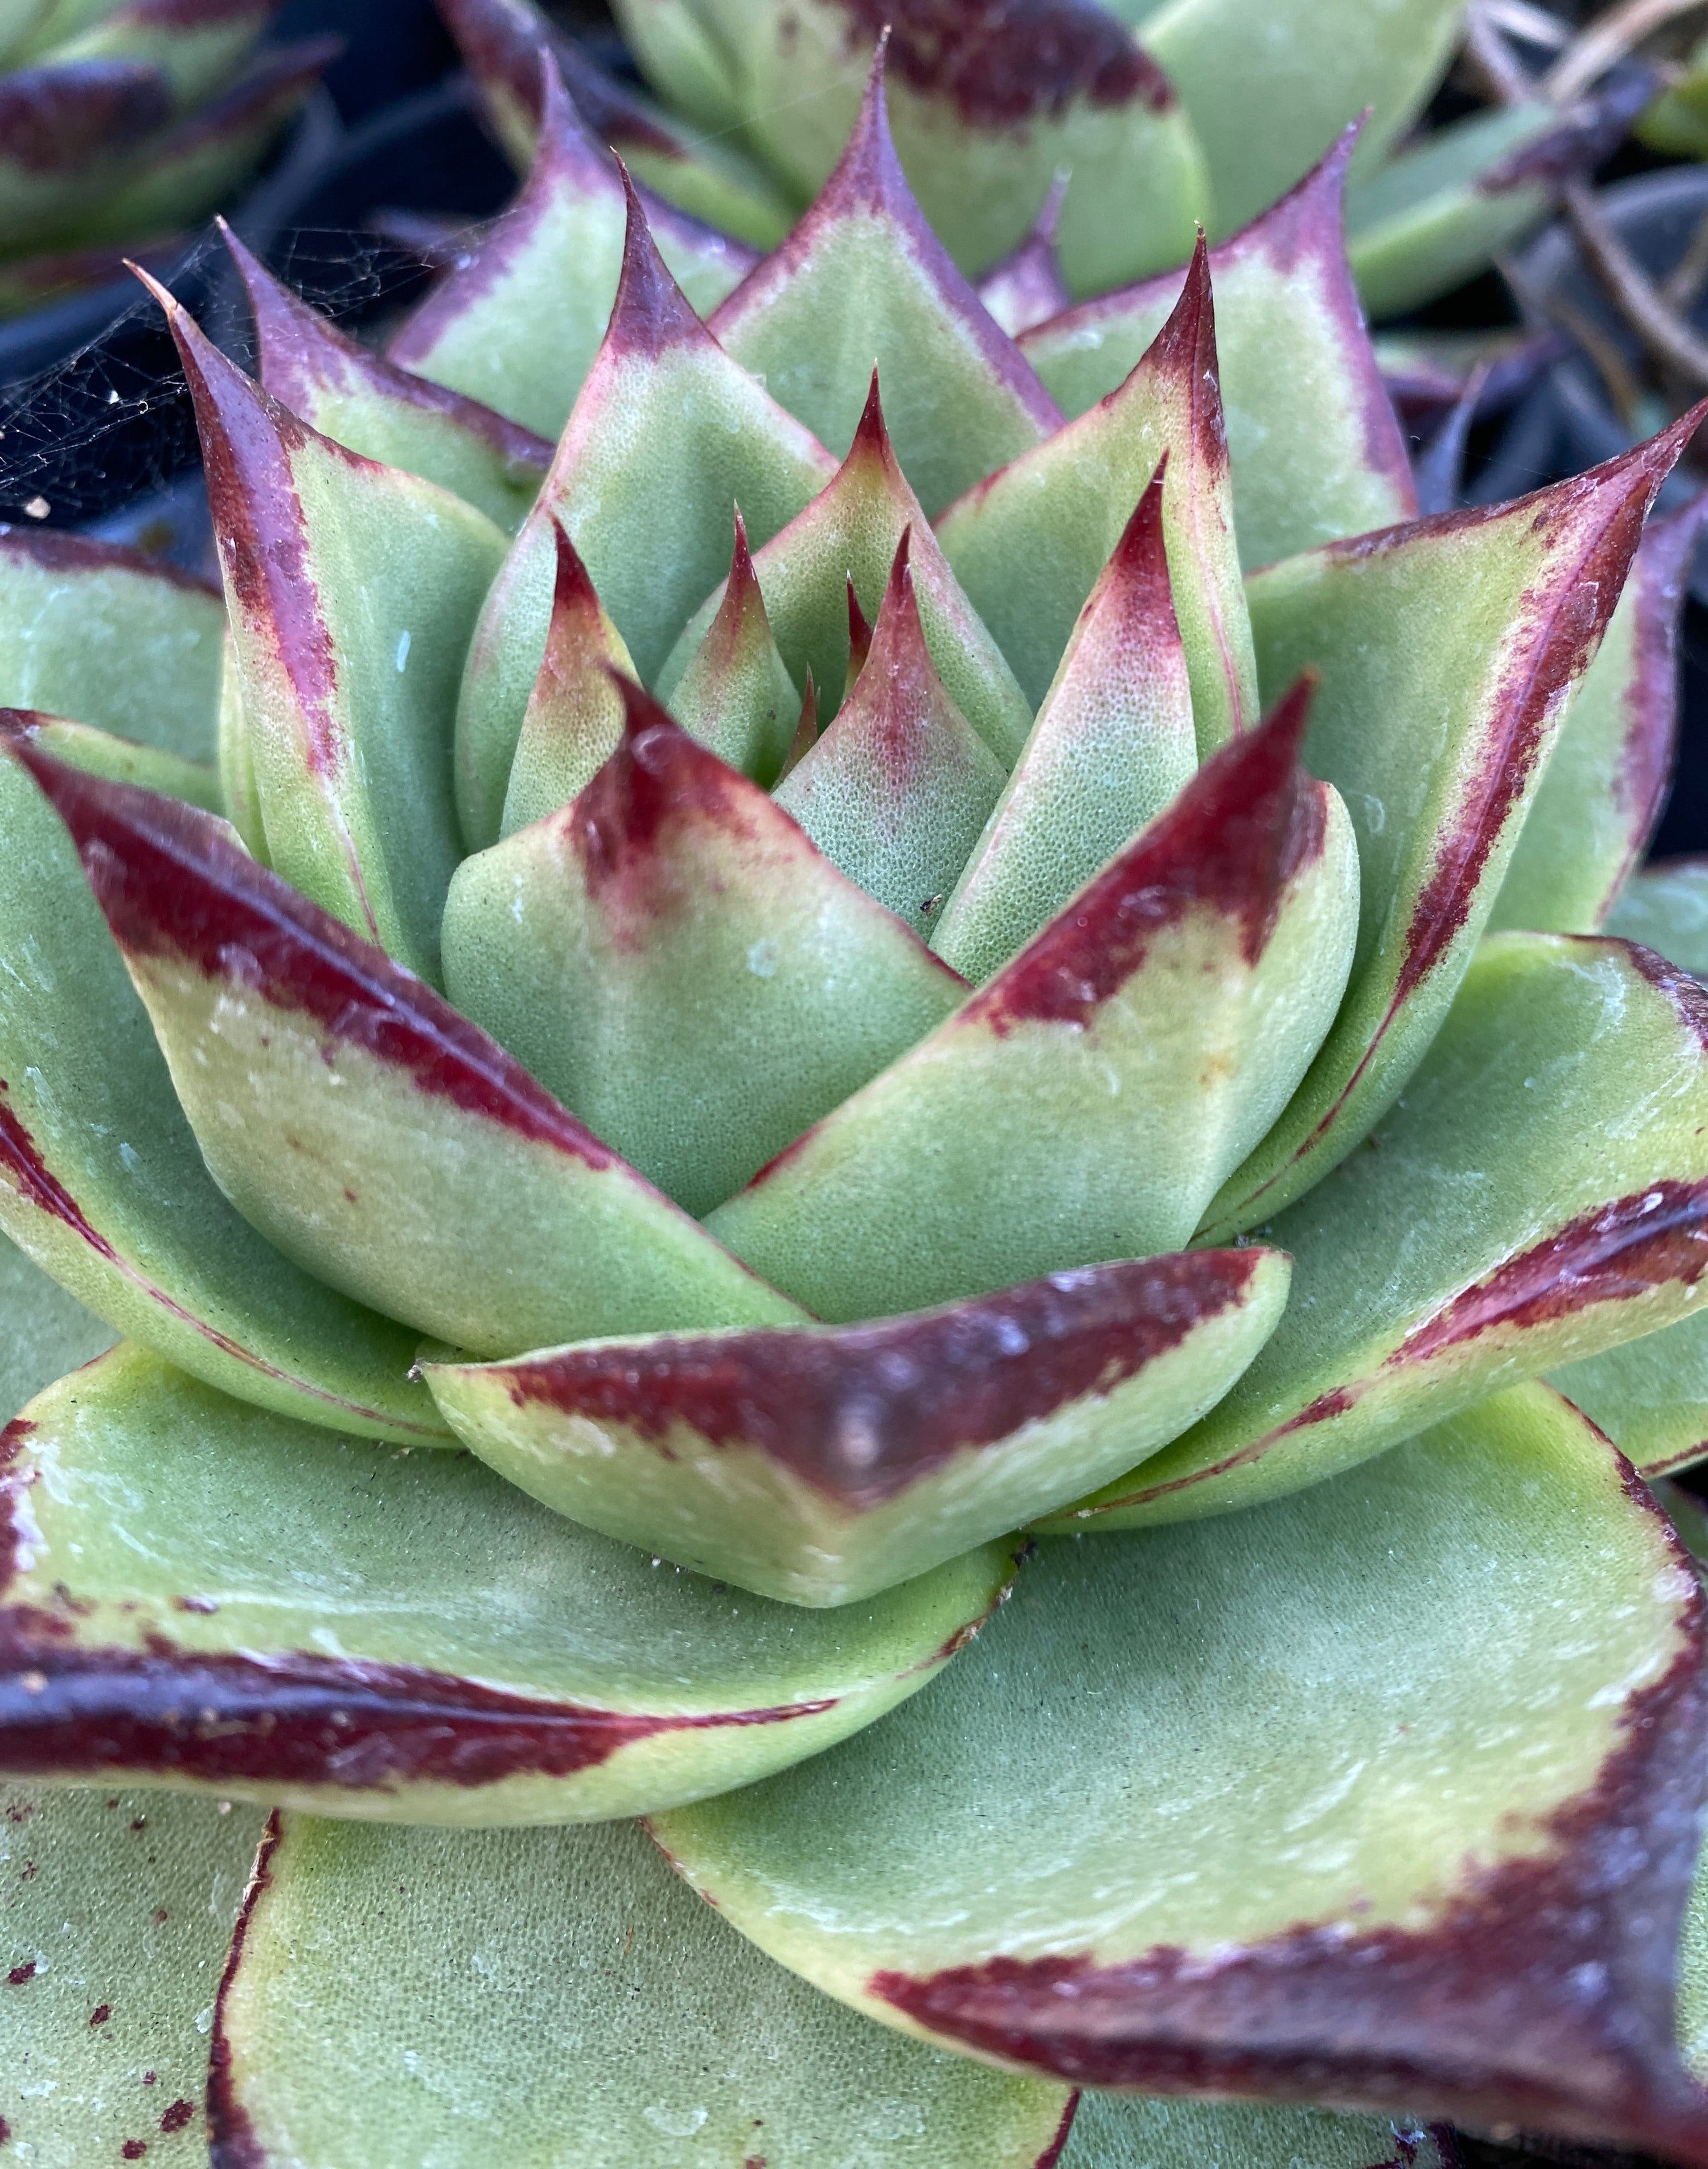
20,743,803,1355
0,55,171,249
63,42,334,253
220,220,552,535
1019,126,1418,571
457,187,835,848
704,50,1063,523
708,690,1357,1321
386,56,756,442
773,530,1007,937
1138,0,1464,238
1204,414,1703,1241
655,0,1209,293
48,0,268,108
437,0,795,248
2,1782,268,2164
1058,2096,1456,2167
608,0,746,136
934,457,1198,983
1640,34,1708,158
1491,495,1708,937
1066,932,1708,1531
444,678,966,1222
655,1382,1708,2158
659,374,1033,765
0,1343,1009,1818
1551,1311,1708,1480
148,271,509,987
666,506,800,787
0,1228,112,1427
937,236,1258,760
1345,101,1576,321
0,525,223,762
494,519,635,838
1607,857,1708,971
0,721,444,1443
426,1247,1290,1607
210,1811,1071,2166
17,710,222,812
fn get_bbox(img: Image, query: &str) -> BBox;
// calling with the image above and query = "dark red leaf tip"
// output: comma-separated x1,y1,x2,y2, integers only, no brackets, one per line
548,515,604,630
603,159,707,357
728,504,757,600
849,367,893,464
846,573,873,680
968,671,1322,1034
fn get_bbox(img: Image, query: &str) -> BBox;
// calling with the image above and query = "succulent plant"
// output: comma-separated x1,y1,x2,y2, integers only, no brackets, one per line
10,38,1708,2168
434,0,1653,322
0,0,333,318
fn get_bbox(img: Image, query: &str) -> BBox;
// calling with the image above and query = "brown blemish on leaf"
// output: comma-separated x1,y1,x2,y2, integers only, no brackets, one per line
871,1529,1708,2156
6,1959,36,1985
831,1,1172,124
489,1250,1268,1508
89,2002,110,2025
159,2101,195,2134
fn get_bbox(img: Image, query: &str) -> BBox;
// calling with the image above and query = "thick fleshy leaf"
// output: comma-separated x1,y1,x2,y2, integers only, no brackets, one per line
0,729,444,1442
773,531,1007,938
1492,497,1708,937
1345,101,1612,321
1608,858,1708,973
934,460,1197,983
0,55,170,249
975,175,1072,339
707,48,1062,523
667,506,800,786
0,1231,112,1429
1058,2096,1457,2167
19,747,803,1356
454,185,835,850
659,374,1032,764
18,712,222,813
147,273,508,986
605,0,746,135
63,40,332,251
0,526,223,761
657,0,1208,293
708,691,1357,1322
1019,127,1417,571
0,1344,1009,1819
1553,1313,1708,1481
495,519,634,838
1062,933,1708,1531
444,679,965,1222
437,0,793,247
214,619,268,859
1138,0,1464,239
1202,416,1703,1241
210,1813,1073,2166
387,55,755,442
48,0,268,105
937,237,1257,759
656,1384,1708,2158
428,1248,1288,1607
221,221,551,534
2,1783,268,2164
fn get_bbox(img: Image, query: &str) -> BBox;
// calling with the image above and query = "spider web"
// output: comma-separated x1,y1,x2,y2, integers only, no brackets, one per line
0,221,444,550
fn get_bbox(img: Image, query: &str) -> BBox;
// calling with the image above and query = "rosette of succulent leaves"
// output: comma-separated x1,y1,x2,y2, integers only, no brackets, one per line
11,39,1708,2169
0,0,336,318
436,0,1656,322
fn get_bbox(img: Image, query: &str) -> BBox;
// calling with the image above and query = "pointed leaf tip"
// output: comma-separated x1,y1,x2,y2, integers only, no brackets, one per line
779,670,819,782
604,159,705,356
847,573,873,683
550,514,603,624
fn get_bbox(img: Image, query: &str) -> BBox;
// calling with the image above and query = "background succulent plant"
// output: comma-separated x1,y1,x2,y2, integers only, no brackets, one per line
433,0,1656,318
0,0,334,319
9,36,1708,2167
